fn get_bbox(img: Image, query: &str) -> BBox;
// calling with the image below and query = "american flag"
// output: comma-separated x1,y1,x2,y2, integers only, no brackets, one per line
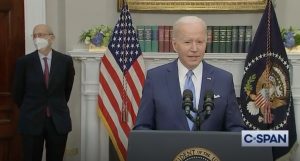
98,3,145,161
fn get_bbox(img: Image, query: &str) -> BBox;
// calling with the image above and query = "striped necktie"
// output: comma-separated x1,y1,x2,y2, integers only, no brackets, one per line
184,70,196,130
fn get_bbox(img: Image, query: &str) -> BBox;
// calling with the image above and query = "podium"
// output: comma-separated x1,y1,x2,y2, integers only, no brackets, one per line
127,130,273,161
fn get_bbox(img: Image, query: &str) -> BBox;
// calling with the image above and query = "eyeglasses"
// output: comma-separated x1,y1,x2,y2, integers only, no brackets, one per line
32,33,53,38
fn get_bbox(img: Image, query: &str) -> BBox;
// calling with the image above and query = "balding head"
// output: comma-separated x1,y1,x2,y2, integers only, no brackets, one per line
33,24,54,36
172,16,207,40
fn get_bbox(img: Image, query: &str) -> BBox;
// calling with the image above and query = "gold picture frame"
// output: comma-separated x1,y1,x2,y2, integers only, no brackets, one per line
117,0,267,13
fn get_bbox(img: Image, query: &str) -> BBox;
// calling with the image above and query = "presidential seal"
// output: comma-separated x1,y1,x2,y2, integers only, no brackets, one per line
240,52,291,130
173,147,220,161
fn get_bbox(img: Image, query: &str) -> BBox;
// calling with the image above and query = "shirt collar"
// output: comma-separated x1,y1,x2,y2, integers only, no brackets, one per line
177,59,203,80
38,50,53,60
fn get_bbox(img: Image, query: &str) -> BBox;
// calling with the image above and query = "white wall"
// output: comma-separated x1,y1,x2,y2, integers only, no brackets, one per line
46,0,300,52
64,0,119,51
24,0,46,54
45,0,66,52
40,0,300,161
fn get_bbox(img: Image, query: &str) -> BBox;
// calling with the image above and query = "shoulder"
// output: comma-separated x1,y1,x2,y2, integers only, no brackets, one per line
52,50,73,61
204,61,233,78
147,60,176,76
16,51,37,64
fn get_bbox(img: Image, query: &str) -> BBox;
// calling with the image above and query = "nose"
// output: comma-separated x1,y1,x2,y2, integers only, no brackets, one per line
190,42,198,52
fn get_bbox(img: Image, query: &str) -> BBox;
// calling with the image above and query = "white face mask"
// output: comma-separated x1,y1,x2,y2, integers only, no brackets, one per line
33,38,49,50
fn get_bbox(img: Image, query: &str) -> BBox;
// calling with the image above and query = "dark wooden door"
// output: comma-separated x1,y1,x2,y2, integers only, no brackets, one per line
0,0,25,160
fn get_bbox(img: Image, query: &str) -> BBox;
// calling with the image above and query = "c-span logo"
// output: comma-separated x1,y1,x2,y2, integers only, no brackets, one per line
242,130,288,147
173,147,220,161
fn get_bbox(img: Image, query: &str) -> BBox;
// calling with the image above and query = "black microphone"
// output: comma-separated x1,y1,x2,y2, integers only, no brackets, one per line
182,89,193,116
204,90,214,120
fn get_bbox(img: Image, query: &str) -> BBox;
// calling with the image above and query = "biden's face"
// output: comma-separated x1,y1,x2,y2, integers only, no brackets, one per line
172,22,207,70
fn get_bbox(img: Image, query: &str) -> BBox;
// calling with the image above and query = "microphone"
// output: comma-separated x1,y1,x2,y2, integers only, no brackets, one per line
183,89,200,130
182,89,193,116
204,90,214,120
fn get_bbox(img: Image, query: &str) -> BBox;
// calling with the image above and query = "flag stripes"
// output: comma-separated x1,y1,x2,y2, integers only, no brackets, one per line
98,3,146,161
98,97,127,158
100,56,136,122
255,93,267,108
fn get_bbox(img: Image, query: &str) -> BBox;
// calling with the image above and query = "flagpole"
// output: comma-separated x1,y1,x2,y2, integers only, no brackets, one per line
120,1,129,123
263,0,273,126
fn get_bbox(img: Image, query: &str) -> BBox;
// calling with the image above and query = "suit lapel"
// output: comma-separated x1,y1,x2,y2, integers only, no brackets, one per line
166,60,189,130
48,50,58,90
33,51,47,90
199,61,214,112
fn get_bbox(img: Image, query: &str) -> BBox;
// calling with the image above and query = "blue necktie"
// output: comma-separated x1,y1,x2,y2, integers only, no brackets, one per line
184,70,196,130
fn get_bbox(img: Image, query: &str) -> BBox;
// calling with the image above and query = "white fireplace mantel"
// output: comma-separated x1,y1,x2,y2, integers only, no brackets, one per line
68,49,300,161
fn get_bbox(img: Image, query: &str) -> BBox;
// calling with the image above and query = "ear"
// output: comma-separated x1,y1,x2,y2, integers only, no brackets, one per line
50,34,55,40
49,35,55,43
172,40,177,53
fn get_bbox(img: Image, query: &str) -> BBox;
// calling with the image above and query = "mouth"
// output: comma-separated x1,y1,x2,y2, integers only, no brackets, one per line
187,55,200,59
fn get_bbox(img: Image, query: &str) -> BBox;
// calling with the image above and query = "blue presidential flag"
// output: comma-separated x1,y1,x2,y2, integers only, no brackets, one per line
240,0,298,160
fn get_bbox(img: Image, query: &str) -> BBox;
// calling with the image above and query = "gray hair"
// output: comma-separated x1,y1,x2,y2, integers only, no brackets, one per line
172,16,207,40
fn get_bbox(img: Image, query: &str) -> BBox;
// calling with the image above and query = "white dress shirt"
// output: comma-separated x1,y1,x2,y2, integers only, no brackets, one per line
38,50,52,73
178,59,203,109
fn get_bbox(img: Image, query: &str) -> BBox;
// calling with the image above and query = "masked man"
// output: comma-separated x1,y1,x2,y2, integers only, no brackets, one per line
12,24,75,161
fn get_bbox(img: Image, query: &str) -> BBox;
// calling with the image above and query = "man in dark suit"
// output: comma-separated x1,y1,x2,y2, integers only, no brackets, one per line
12,24,75,161
134,16,245,131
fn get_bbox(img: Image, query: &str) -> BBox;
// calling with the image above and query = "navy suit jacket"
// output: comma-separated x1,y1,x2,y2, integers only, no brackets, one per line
134,60,245,131
12,50,75,135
